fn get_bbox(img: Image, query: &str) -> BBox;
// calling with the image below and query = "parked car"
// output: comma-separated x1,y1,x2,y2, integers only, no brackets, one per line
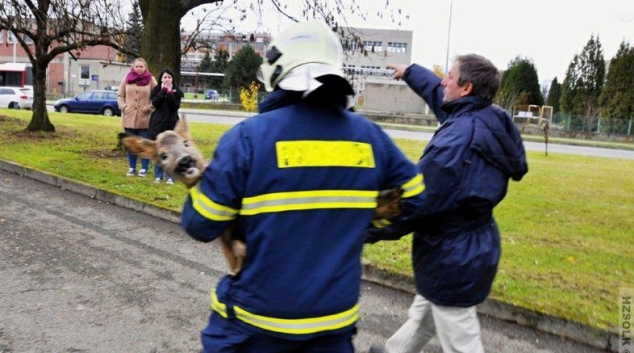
54,90,120,116
0,86,33,109
204,89,218,101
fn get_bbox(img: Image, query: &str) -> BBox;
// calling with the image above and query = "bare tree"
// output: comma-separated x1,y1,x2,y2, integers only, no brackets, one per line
139,0,406,86
180,5,237,56
0,0,128,132
1,0,404,132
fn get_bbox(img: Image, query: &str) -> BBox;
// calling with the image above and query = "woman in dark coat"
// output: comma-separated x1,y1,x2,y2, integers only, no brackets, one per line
148,68,184,184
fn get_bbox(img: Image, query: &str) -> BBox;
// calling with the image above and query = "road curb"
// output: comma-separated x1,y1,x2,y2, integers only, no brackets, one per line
0,159,619,352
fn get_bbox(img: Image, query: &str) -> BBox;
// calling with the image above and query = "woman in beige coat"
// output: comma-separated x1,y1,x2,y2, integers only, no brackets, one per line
118,58,157,177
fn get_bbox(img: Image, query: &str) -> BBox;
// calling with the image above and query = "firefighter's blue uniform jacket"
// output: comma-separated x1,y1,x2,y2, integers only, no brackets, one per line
366,64,528,307
181,90,425,341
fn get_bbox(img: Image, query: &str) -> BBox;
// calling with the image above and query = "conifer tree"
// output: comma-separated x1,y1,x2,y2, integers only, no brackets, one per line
210,49,230,88
224,46,262,91
599,41,634,133
560,35,605,132
198,51,213,72
546,77,562,114
560,57,581,115
124,1,143,63
495,56,543,109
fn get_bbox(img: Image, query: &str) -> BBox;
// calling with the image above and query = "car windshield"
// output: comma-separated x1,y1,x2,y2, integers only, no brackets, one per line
77,92,92,100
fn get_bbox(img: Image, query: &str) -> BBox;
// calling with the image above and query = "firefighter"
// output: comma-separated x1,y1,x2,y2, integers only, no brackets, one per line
181,20,424,352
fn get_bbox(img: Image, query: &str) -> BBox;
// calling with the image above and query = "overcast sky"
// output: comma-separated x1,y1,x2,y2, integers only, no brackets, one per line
184,0,634,84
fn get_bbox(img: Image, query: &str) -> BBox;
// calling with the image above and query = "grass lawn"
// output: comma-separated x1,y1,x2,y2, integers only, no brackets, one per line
1,109,632,332
183,92,204,100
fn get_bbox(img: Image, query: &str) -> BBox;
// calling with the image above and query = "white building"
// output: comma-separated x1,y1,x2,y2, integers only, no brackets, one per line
340,27,427,114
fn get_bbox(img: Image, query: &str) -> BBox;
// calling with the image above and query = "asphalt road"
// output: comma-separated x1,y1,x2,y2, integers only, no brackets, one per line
0,169,607,353
178,108,634,161
44,105,634,160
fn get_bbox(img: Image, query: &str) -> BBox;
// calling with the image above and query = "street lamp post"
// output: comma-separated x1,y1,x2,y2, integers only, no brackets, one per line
444,0,453,75
10,28,17,63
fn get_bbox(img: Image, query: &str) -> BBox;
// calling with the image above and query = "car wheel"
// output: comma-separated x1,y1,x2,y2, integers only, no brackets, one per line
59,105,69,113
9,102,20,109
102,107,114,116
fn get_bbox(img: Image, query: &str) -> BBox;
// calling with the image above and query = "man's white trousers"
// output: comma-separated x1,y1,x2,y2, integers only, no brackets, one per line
385,294,485,353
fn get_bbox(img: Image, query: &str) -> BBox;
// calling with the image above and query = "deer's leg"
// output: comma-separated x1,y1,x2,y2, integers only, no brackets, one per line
219,231,238,276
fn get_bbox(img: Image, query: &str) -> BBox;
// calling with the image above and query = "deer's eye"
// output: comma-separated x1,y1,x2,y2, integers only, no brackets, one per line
160,153,168,161
183,140,190,147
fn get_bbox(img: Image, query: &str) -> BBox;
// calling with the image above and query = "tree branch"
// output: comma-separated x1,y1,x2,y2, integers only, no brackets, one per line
180,0,224,17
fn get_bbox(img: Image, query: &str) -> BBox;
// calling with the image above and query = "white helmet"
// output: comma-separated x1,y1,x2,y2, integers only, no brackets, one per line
257,20,347,92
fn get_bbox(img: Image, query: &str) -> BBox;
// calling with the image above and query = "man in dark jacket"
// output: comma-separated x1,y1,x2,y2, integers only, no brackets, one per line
367,54,528,353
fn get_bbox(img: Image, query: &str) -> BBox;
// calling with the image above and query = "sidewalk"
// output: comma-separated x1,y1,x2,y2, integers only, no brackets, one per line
0,158,619,352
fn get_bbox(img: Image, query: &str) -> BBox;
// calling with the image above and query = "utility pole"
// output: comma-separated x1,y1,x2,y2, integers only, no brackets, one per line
444,0,453,75
10,29,17,63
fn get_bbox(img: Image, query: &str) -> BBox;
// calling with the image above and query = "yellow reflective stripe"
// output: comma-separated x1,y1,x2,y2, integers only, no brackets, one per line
372,218,392,228
401,174,424,198
211,292,359,334
189,183,238,221
234,305,359,334
276,140,375,168
211,291,228,318
240,190,379,216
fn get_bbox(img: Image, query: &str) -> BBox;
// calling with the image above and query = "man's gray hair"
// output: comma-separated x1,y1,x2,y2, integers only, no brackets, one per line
455,54,500,101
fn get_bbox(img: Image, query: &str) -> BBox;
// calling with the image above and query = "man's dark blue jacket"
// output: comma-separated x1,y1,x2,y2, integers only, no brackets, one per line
367,64,528,307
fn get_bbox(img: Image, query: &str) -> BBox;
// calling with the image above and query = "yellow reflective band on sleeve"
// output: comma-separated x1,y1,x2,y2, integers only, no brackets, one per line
240,190,379,216
372,218,392,228
189,183,238,221
276,141,375,168
211,291,359,335
401,174,424,198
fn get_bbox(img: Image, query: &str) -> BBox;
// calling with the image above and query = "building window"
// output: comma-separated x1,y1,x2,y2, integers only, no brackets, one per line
387,42,408,53
343,64,356,75
363,40,383,52
347,41,360,52
8,31,17,43
80,65,90,80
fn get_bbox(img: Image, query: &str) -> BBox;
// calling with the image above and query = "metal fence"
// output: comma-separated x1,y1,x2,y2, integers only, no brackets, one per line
551,114,634,136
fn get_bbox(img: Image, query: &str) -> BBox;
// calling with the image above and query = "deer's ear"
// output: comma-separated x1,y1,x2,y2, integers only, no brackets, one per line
175,117,193,141
121,135,158,160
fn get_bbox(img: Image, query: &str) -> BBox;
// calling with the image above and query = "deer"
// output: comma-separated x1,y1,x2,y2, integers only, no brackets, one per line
119,117,403,276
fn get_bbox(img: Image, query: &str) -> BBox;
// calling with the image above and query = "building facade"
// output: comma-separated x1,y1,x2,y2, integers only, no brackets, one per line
180,31,270,93
1,26,425,113
0,29,134,97
340,27,426,113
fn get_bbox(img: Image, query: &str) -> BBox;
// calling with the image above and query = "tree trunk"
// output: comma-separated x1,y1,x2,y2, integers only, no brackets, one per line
26,61,55,132
140,1,184,83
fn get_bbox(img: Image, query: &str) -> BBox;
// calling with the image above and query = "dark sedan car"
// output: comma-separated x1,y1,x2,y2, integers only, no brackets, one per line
54,90,120,116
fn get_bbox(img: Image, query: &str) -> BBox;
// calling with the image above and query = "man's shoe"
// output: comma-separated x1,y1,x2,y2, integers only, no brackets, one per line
154,177,161,184
126,168,135,177
166,178,174,185
368,345,386,353
138,169,148,177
